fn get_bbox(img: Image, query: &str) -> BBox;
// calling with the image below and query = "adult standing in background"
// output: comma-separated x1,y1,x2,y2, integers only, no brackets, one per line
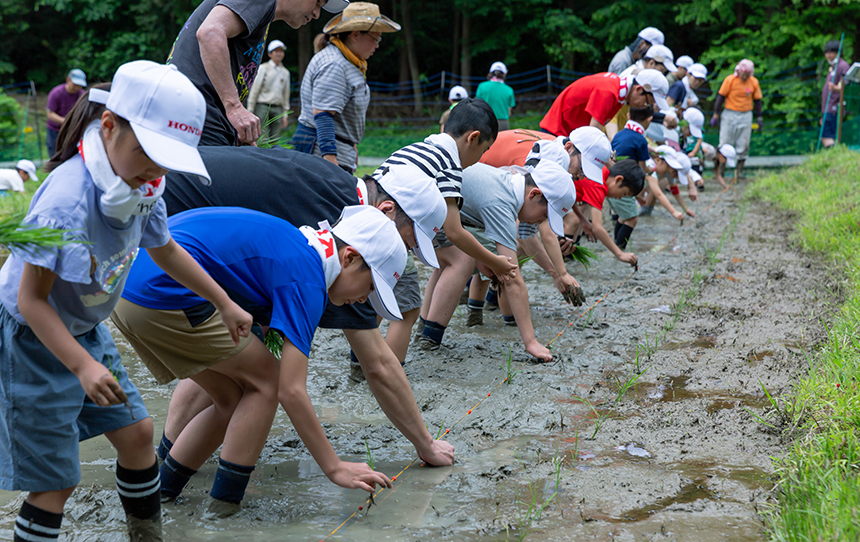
167,0,348,147
711,59,762,179
476,62,515,131
45,69,86,158
293,2,400,173
820,40,850,148
248,39,292,144
607,27,664,75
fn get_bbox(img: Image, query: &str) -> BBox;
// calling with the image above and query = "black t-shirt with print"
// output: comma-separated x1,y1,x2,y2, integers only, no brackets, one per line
167,0,276,146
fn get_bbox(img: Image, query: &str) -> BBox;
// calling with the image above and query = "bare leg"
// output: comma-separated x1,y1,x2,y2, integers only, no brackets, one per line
419,268,441,321
26,487,76,514
383,307,420,364
424,246,476,327
163,379,214,443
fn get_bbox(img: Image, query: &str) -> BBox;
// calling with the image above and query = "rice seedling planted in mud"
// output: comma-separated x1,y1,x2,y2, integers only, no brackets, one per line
511,451,557,541
499,345,524,384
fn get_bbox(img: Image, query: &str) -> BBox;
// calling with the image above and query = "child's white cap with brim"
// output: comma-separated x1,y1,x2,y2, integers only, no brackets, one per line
376,164,447,269
718,144,737,168
529,160,576,237
654,145,683,171
331,205,407,321
683,108,704,138
90,61,210,185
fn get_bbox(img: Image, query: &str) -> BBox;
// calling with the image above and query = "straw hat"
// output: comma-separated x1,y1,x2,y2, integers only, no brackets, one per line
323,2,401,34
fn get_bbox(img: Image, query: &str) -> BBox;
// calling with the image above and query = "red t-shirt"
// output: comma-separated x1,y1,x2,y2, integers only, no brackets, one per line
540,73,623,136
480,129,556,168
574,167,610,210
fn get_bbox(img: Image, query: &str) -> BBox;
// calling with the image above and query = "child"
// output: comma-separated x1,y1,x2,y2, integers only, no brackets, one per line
112,205,404,514
439,85,468,131
422,159,576,361
0,160,39,195
641,146,698,215
710,143,737,188
0,61,252,540
371,98,517,353
680,108,705,179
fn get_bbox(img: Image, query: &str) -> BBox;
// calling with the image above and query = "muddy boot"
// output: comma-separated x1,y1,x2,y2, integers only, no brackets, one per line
503,314,517,327
466,309,483,327
736,159,746,179
416,334,441,351
202,496,242,520
127,513,163,542
348,350,365,383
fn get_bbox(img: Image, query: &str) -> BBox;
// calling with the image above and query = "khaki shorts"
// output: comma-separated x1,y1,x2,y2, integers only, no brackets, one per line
111,298,254,385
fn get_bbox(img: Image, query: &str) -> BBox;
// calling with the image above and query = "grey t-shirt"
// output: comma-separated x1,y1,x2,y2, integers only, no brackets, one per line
298,44,370,171
0,156,170,336
167,0,276,146
608,47,633,75
459,163,522,252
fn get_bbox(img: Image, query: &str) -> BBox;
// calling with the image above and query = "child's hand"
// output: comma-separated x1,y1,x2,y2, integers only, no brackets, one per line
685,207,696,218
672,209,684,222
328,460,392,492
688,189,700,204
525,341,553,362
490,254,518,283
78,360,128,407
618,252,638,267
219,302,253,345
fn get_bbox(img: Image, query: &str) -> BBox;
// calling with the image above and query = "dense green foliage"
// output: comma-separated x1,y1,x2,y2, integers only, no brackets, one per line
748,147,860,541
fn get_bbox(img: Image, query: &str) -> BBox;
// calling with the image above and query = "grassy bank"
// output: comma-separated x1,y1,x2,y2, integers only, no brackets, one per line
748,146,860,541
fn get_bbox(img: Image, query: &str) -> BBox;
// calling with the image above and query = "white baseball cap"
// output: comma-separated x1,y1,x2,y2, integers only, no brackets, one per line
529,160,576,237
569,126,612,183
524,137,571,173
268,40,286,53
653,145,683,171
633,69,670,111
689,63,708,80
68,68,87,87
376,164,447,268
490,61,508,74
718,144,737,168
676,56,694,69
688,169,703,184
90,61,210,184
683,107,704,138
675,153,692,185
645,44,677,73
323,0,349,13
448,85,468,101
638,27,664,46
15,159,38,182
331,205,407,321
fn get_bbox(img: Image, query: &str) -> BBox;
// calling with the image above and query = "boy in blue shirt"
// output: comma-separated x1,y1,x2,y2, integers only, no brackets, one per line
112,205,406,513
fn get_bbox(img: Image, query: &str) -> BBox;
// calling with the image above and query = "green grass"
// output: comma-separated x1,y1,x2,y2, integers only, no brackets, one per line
747,146,860,541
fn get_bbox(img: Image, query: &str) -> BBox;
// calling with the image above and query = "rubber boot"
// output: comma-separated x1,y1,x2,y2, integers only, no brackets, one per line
202,496,242,520
127,513,163,542
736,159,745,180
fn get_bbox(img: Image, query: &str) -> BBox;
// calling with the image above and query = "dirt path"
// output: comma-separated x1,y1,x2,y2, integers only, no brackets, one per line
0,179,835,541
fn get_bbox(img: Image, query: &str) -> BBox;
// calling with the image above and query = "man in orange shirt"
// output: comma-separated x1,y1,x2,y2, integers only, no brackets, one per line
710,59,763,179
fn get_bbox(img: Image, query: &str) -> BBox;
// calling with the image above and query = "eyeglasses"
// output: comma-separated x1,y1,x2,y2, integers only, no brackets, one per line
361,31,382,44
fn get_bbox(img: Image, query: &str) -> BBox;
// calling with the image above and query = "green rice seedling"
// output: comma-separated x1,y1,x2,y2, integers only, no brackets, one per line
567,245,598,270
435,418,446,440
512,451,557,541
571,397,607,440
551,444,564,493
264,329,284,359
0,212,75,250
613,365,649,403
364,438,375,470
517,255,534,268
499,345,524,384
580,308,596,330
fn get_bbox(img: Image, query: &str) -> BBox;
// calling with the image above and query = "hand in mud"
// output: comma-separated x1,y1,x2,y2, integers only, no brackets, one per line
685,207,696,218
526,341,553,363
554,275,585,306
78,360,128,407
618,252,638,267
417,440,455,466
490,254,517,283
671,209,684,222
563,285,587,306
328,460,392,492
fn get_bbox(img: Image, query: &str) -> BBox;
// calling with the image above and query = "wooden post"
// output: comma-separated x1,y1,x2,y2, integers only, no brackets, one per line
546,65,552,99
31,81,43,162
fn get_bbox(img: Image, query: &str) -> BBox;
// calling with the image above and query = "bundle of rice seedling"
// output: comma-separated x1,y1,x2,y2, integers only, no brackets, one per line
568,245,598,270
0,213,72,250
265,328,284,359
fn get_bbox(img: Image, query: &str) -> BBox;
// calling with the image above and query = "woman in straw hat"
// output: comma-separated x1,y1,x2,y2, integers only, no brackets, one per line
293,3,399,173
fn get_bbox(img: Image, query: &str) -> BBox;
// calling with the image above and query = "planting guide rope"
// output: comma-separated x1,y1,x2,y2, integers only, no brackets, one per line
321,177,738,541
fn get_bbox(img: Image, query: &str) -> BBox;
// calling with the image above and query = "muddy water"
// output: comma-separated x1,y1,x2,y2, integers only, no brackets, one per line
0,180,834,541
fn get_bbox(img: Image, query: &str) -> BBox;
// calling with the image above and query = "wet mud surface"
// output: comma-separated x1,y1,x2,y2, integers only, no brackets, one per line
0,180,838,541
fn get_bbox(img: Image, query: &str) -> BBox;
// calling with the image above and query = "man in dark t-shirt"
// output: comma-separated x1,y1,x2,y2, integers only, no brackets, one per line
161,146,456,469
167,0,347,147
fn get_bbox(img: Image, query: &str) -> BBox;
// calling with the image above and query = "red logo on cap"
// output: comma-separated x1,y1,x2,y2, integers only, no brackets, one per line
433,227,440,233
393,271,401,280
562,207,569,213
167,120,202,136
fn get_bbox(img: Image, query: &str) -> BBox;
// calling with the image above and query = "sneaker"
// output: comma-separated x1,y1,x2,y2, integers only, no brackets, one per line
416,334,441,351
466,309,483,327
127,513,163,542
349,362,366,383
202,496,241,520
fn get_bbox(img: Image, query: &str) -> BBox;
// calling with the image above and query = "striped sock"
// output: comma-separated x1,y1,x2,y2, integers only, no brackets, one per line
209,458,255,504
14,502,62,542
116,460,161,520
503,314,517,326
467,299,484,312
421,320,446,344
160,453,197,500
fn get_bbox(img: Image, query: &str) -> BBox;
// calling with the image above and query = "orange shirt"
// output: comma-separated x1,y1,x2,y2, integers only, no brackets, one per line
479,129,556,168
718,74,762,112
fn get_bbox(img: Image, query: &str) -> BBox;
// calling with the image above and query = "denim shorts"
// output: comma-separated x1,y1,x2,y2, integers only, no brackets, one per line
0,305,149,491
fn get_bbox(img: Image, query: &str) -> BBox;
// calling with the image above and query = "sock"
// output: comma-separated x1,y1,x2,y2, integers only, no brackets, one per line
349,349,359,365
615,224,635,250
467,299,484,312
157,432,173,461
503,314,517,326
466,276,472,287
14,502,62,542
209,458,255,504
117,460,161,520
159,453,197,500
421,320,446,344
485,288,498,306
415,316,426,334
613,216,621,239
